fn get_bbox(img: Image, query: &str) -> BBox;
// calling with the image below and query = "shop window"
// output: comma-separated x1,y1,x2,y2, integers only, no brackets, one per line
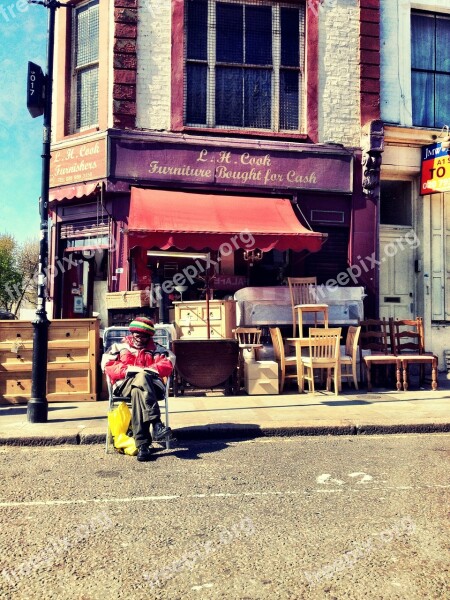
411,10,450,128
185,0,305,131
70,0,99,131
304,226,349,285
380,181,412,227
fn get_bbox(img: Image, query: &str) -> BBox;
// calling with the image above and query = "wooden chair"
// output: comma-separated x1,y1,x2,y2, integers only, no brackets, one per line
359,318,401,391
287,277,328,336
340,325,361,390
269,327,297,392
390,317,438,390
300,327,341,395
233,327,262,389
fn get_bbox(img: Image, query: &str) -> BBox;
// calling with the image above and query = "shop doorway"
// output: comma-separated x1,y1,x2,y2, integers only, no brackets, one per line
379,227,416,320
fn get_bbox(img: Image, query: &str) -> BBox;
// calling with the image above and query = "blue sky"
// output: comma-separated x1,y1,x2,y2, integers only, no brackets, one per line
0,1,47,244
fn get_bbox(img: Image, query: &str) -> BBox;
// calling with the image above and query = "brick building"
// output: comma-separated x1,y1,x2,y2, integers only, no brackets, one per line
48,0,382,327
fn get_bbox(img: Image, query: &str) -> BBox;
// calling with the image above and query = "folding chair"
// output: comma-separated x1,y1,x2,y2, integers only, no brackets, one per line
102,326,175,453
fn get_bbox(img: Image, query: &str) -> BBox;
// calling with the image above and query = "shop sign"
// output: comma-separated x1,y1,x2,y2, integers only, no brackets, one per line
50,138,107,188
214,275,248,290
110,139,353,193
420,142,450,195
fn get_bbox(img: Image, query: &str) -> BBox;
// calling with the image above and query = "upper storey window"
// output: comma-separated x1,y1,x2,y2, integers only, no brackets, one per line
411,10,450,128
71,0,99,132
184,0,305,131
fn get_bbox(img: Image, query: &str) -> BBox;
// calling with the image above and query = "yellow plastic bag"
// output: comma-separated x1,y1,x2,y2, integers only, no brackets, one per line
114,433,138,456
107,402,138,455
107,401,131,438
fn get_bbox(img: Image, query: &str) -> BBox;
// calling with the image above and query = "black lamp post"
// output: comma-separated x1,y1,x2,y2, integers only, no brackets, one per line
27,0,68,423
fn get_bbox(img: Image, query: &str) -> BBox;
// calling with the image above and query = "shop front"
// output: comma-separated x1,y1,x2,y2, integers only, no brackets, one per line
48,131,375,327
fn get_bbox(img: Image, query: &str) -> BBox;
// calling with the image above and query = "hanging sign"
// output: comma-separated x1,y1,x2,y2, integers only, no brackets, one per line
420,142,450,195
27,61,45,118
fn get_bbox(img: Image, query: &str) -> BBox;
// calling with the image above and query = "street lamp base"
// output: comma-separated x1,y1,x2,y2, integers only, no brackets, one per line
27,398,48,423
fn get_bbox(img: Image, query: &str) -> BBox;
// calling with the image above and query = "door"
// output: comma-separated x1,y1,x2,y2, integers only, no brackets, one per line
379,227,416,320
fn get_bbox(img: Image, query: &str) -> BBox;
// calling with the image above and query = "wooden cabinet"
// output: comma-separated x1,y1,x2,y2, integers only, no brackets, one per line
173,300,236,339
0,319,99,404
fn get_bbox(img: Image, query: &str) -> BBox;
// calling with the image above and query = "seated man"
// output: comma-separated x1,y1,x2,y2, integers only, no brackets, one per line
103,317,174,462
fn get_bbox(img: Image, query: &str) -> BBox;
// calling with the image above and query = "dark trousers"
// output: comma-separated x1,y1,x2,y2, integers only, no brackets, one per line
114,371,165,448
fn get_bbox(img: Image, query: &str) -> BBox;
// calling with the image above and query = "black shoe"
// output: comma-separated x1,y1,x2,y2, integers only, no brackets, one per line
152,421,171,441
137,444,155,462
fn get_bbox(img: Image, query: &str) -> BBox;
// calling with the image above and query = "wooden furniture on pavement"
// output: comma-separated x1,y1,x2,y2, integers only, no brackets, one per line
300,328,342,395
287,277,328,336
173,300,236,339
340,325,361,390
359,318,401,391
172,339,239,395
390,317,438,390
269,327,297,392
233,327,263,388
0,318,99,404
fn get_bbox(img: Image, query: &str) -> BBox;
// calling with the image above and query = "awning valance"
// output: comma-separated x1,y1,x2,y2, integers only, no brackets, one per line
49,181,101,202
128,188,326,253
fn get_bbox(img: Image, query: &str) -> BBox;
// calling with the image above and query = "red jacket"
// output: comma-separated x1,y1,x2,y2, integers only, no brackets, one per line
104,335,173,386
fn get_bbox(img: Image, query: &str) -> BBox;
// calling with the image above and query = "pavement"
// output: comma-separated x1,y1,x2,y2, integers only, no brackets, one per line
1,376,449,446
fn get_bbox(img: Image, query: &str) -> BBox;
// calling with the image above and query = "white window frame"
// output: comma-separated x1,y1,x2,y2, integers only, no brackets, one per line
185,0,305,132
70,0,100,133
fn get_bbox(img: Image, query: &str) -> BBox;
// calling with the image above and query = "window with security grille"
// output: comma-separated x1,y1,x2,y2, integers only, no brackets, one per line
185,0,305,131
411,10,450,128
72,1,99,131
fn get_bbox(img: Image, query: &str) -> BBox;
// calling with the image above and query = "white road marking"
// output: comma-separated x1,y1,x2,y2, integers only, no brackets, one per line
0,485,449,508
192,583,214,591
316,474,346,485
348,472,374,484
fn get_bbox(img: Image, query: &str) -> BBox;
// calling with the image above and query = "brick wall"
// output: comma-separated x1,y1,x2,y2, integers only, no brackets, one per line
114,0,138,128
359,0,380,125
136,0,172,130
318,0,361,146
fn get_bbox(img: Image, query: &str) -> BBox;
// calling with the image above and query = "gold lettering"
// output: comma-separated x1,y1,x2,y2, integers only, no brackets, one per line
197,149,208,162
241,152,271,166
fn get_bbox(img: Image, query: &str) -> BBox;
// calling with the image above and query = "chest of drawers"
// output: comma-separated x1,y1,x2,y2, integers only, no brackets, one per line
0,319,99,404
174,300,236,339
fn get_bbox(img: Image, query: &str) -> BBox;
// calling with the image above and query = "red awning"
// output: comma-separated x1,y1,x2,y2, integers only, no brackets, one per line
49,181,101,202
128,188,326,253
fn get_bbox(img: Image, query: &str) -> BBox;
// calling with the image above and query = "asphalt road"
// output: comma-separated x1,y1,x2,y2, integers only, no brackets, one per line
0,434,449,600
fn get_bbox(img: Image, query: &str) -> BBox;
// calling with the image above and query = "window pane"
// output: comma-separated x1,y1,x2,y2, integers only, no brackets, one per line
436,74,450,127
244,69,271,128
436,16,450,73
216,3,243,63
380,181,412,226
187,0,207,60
281,8,299,67
411,13,435,70
245,6,272,65
77,66,98,129
186,64,207,124
280,70,299,130
76,2,99,67
216,67,243,126
412,71,435,127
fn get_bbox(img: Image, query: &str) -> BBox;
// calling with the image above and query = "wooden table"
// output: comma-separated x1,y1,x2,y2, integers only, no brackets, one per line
286,337,317,392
